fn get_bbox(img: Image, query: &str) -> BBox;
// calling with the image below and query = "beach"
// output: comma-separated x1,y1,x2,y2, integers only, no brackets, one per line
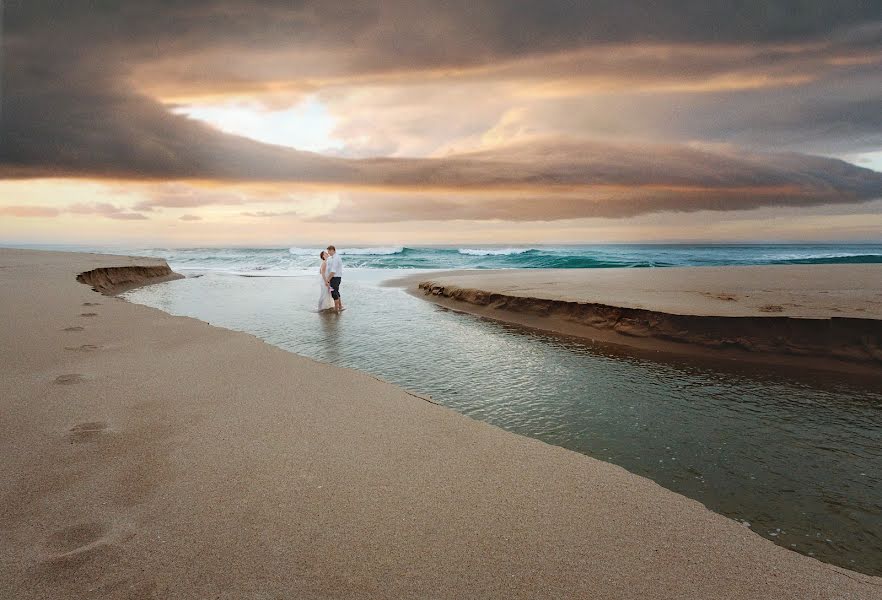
2,248,881,599
405,265,882,374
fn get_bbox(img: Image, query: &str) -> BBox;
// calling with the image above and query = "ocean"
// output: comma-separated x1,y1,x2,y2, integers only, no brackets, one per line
117,246,882,576
98,243,882,276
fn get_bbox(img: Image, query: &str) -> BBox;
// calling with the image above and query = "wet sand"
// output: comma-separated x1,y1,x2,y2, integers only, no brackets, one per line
399,265,882,374
2,248,881,599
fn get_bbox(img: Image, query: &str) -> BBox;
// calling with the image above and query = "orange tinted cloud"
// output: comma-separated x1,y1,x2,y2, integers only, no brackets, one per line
0,201,147,220
0,206,61,217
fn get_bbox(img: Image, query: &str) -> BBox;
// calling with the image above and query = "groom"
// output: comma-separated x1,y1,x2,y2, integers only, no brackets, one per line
326,245,344,312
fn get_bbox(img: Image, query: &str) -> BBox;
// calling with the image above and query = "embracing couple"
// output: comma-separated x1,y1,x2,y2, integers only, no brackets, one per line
318,245,344,312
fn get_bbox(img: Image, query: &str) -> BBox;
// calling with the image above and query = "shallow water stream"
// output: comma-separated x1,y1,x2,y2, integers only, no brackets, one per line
125,269,882,575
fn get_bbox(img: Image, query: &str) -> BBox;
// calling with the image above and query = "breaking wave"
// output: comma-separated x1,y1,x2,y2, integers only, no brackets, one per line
458,247,537,256
117,243,882,276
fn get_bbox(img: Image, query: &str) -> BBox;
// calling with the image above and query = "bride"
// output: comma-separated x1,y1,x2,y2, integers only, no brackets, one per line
317,251,335,311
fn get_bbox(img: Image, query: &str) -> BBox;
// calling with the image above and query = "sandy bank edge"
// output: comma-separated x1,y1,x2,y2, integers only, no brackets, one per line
76,262,184,295
386,272,882,376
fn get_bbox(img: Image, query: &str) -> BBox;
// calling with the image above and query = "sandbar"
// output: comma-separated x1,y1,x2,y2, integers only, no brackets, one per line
398,265,882,374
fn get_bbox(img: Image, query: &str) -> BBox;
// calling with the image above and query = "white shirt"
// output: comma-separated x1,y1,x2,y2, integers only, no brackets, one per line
328,253,343,278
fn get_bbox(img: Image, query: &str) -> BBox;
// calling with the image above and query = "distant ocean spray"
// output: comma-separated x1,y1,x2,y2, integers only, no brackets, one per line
121,244,882,276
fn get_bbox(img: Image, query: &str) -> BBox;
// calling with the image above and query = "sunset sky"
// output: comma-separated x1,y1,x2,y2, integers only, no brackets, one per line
2,1,881,245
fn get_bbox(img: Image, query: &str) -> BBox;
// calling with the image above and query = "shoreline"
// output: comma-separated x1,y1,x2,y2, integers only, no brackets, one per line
392,266,882,376
2,248,881,598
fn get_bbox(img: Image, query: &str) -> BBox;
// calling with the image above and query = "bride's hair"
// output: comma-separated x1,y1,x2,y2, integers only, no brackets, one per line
320,251,327,260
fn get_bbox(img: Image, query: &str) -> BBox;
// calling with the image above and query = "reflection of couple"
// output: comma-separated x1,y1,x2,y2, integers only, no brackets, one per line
318,245,344,312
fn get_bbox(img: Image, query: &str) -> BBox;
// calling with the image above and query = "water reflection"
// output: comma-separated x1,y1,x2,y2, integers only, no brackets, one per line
125,269,882,575
318,311,343,363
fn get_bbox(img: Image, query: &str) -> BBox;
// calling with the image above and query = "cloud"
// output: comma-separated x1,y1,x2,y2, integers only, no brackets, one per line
67,202,149,220
132,184,248,211
0,206,61,217
58,138,878,222
307,182,882,223
2,1,881,224
0,201,149,220
179,214,202,221
110,213,150,220
241,211,298,218
355,137,882,199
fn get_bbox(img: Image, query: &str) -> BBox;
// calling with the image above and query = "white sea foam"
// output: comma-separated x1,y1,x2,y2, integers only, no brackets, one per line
341,246,405,255
771,252,881,260
289,246,404,256
458,247,535,256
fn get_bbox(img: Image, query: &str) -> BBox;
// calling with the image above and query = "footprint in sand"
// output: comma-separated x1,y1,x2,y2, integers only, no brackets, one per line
62,326,85,332
64,344,100,352
68,421,111,443
54,374,87,385
701,291,738,301
759,304,784,313
80,312,98,317
36,522,123,577
45,522,109,554
82,302,101,306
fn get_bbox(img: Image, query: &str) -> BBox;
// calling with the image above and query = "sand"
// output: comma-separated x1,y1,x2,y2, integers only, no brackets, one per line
400,265,882,374
1,248,880,599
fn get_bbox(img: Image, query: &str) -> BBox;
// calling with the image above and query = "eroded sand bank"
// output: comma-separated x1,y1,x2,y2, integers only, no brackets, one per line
2,249,880,599
401,265,882,373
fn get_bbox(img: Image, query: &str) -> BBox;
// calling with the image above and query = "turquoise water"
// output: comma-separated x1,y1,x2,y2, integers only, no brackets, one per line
124,269,882,576
43,242,882,275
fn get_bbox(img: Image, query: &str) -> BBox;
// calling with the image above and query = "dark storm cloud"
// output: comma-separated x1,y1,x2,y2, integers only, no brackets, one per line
491,62,882,157
315,140,882,221
629,64,882,154
7,1,880,61
117,138,882,221
2,1,881,221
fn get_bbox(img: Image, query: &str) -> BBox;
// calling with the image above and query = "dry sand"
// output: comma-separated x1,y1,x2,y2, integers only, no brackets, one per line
401,265,882,374
410,265,882,319
1,248,881,599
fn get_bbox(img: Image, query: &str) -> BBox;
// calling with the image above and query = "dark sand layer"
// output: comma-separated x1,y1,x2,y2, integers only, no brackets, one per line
77,264,183,294
2,249,881,599
400,265,882,373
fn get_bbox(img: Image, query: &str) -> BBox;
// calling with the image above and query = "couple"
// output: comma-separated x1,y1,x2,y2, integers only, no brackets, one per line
318,245,344,312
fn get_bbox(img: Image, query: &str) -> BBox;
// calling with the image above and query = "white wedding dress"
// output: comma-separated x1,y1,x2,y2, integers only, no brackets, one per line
317,261,334,311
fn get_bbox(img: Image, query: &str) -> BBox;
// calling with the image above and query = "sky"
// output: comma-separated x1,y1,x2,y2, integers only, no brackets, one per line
1,1,881,245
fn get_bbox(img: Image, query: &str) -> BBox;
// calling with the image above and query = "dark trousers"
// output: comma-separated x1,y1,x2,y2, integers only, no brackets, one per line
329,277,342,300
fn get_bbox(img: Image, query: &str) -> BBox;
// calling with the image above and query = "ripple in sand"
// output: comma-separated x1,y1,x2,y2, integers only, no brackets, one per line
38,527,121,580
68,421,111,443
54,374,87,385
64,344,100,352
45,522,108,554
